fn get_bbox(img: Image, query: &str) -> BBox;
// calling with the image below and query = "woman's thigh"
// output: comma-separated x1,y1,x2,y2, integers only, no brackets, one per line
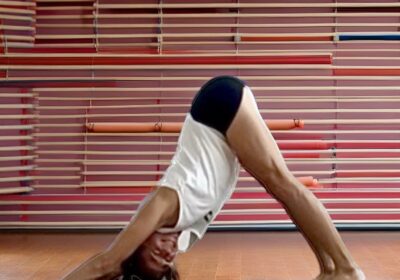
226,87,292,187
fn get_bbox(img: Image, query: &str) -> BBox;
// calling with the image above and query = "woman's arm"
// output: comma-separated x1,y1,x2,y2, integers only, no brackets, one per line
63,187,180,280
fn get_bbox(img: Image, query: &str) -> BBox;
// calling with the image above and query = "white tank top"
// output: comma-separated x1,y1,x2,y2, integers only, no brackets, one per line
155,113,240,252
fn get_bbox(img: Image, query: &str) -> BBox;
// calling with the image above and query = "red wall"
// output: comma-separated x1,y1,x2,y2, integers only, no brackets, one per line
0,0,399,228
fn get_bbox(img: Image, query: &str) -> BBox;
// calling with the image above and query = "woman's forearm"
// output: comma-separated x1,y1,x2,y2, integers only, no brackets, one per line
62,187,179,280
106,188,179,263
62,252,116,280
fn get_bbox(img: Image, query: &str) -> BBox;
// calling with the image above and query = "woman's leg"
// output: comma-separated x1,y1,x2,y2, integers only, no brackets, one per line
226,87,364,280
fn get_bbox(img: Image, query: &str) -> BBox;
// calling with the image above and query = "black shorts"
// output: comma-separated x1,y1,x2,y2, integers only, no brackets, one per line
190,76,246,135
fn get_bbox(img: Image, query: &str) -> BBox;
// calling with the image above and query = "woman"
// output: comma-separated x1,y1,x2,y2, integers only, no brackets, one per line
63,76,365,280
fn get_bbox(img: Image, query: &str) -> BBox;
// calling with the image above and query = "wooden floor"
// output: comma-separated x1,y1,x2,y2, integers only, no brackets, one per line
0,231,399,280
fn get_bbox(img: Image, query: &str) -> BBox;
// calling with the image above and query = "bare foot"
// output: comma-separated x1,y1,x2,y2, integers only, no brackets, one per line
313,268,365,280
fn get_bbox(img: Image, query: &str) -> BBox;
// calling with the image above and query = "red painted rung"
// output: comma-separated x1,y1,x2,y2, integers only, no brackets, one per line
283,153,320,159
87,120,305,133
278,141,328,150
98,48,194,55
86,187,153,195
9,47,97,54
0,55,332,65
241,36,333,42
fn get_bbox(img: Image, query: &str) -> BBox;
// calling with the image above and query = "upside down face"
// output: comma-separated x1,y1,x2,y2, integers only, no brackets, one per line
122,232,179,280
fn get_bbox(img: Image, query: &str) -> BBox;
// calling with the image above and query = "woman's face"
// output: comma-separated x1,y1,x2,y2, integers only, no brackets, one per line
137,231,179,278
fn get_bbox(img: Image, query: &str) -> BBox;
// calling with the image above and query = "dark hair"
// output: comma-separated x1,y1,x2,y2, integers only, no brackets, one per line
120,246,180,280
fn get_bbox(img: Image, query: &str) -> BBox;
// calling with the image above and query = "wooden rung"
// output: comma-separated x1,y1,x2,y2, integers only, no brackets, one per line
0,176,33,183
34,158,400,166
95,3,400,8
0,115,35,120
33,129,400,138
290,159,400,164
334,69,400,76
0,187,33,195
0,1,35,6
0,221,124,227
35,32,335,40
34,86,400,91
2,208,398,216
36,167,80,171
34,176,80,180
33,185,80,189
37,141,175,146
214,220,400,225
79,171,316,186
0,197,399,206
35,124,82,128
35,14,94,20
0,220,399,227
0,35,34,42
306,119,400,125
0,136,32,141
38,104,188,110
37,12,400,20
0,104,34,109
37,6,93,11
0,165,35,172
0,14,34,21
37,151,174,156
0,146,35,152
0,42,33,48
81,177,318,188
36,101,400,111
35,159,83,163
0,93,33,98
80,158,400,165
0,7,36,15
34,22,400,29
0,125,33,130
37,0,92,2
320,179,400,184
0,156,35,162
0,25,35,31
339,57,400,61
35,141,328,151
276,130,400,134
19,76,400,83
0,197,400,206
40,149,400,156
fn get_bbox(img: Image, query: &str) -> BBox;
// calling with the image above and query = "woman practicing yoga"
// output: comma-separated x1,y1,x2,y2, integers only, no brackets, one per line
64,76,365,280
